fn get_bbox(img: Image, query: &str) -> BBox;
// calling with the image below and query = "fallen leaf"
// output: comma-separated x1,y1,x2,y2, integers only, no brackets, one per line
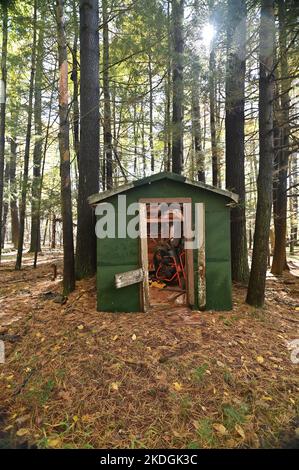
213,423,228,435
235,424,245,439
131,334,137,341
256,356,264,364
48,437,61,448
173,382,183,391
16,428,30,437
111,382,119,391
77,324,84,330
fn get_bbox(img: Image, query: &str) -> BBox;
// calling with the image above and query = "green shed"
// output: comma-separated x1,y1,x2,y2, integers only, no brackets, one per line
88,172,238,313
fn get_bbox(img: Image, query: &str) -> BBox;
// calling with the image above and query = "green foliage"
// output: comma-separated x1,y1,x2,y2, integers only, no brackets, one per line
193,363,209,383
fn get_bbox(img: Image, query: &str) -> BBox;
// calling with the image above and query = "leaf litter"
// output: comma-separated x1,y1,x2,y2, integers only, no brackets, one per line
0,252,298,449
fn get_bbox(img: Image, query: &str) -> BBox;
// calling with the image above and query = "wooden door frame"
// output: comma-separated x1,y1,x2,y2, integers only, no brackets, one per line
138,198,195,312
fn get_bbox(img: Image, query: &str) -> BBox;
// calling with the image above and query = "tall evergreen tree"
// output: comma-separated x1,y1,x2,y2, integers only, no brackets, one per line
225,0,249,283
271,0,290,274
171,0,184,174
15,0,38,270
246,0,275,307
29,18,44,253
55,0,75,294
76,0,100,279
0,0,8,262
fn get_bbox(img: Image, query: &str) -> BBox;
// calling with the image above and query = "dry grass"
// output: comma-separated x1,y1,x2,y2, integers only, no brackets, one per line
0,252,298,448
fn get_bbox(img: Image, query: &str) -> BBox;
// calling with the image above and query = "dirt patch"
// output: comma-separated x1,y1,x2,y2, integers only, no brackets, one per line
0,253,298,448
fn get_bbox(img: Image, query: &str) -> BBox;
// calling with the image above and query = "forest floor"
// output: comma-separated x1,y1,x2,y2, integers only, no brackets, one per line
0,250,299,449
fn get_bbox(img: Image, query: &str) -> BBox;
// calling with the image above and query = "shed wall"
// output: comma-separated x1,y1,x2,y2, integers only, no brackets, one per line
97,179,232,312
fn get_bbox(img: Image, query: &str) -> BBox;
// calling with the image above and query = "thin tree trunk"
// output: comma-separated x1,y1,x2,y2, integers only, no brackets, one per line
289,155,297,254
51,213,56,249
56,0,75,294
15,0,37,270
225,0,249,283
76,0,100,279
141,101,146,176
102,0,113,189
209,46,218,187
165,0,171,172
246,0,275,307
192,59,205,182
271,0,290,274
43,216,48,246
10,137,19,248
171,0,184,174
148,54,154,172
71,0,80,167
1,161,9,248
29,21,44,253
33,61,57,268
0,2,8,261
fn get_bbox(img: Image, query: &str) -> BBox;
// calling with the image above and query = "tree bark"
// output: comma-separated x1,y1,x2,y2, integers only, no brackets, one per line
209,46,219,187
56,0,75,294
9,137,19,248
271,0,290,274
171,0,184,174
225,0,249,283
165,0,171,172
148,54,154,172
1,161,9,248
76,0,100,279
246,0,275,307
191,58,205,182
29,21,44,253
0,1,8,261
15,0,37,270
102,0,113,189
71,0,80,168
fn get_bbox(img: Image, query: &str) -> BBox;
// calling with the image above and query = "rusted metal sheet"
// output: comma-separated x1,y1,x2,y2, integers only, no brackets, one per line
115,268,144,289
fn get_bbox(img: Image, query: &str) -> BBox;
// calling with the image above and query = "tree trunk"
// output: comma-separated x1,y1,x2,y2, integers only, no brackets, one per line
225,0,249,283
246,0,275,307
191,58,205,182
165,0,171,172
290,152,298,253
1,162,9,248
102,0,113,189
56,0,75,295
171,0,184,174
0,2,8,261
148,54,154,172
15,0,37,270
29,21,44,253
71,0,80,167
271,0,290,274
209,46,218,187
76,0,100,279
9,137,19,248
51,213,56,249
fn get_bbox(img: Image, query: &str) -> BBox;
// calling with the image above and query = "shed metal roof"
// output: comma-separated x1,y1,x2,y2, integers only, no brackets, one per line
88,172,239,205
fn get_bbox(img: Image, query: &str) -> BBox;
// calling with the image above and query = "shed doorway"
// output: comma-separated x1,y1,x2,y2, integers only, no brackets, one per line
139,198,196,312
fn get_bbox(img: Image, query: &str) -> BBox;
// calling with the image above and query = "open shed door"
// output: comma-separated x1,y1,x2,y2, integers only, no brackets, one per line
139,202,150,312
196,203,206,309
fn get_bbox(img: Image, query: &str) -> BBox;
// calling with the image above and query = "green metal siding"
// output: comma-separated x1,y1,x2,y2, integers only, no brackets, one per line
96,179,232,312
